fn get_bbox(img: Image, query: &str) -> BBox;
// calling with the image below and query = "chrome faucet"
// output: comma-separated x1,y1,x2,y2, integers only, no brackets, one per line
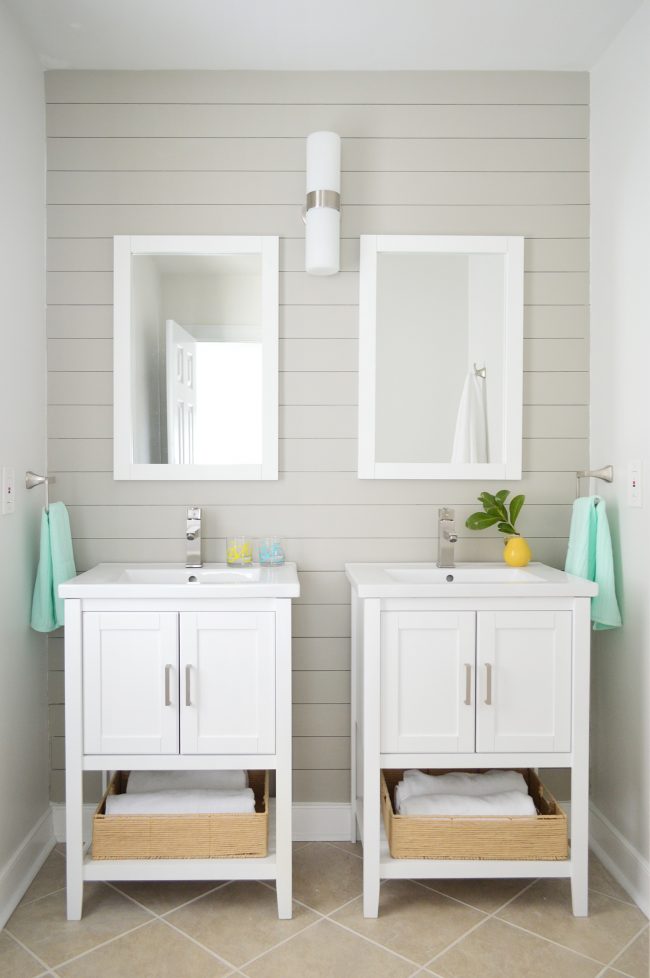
186,506,202,568
437,507,458,568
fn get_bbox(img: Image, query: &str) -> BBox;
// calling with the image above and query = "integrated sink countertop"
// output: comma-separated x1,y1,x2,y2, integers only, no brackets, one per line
345,561,598,598
59,562,300,599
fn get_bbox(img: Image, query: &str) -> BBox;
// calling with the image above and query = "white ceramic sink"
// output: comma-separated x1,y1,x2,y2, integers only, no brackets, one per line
384,566,545,584
59,562,299,599
118,566,262,585
345,562,597,598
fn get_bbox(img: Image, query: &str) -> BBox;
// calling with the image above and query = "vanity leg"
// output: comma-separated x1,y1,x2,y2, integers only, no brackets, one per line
275,601,293,920
570,762,589,916
64,599,84,920
362,599,381,917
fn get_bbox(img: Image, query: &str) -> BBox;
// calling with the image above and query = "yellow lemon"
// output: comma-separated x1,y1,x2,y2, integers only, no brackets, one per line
504,536,532,567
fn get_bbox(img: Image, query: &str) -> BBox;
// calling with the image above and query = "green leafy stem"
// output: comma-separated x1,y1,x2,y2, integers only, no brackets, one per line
465,489,525,537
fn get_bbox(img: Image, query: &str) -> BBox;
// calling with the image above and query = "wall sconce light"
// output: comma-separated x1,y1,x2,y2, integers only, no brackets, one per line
304,131,341,276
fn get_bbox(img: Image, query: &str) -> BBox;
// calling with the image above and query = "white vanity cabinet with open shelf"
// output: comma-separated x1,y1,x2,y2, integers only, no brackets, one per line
346,562,597,919
60,562,299,921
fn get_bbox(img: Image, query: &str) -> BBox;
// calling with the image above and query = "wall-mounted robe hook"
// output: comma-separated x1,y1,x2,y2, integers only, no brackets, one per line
473,363,487,379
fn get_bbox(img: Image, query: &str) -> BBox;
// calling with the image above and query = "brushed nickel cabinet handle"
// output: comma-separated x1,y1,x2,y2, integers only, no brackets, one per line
185,665,192,706
164,664,172,706
485,662,493,706
464,664,472,706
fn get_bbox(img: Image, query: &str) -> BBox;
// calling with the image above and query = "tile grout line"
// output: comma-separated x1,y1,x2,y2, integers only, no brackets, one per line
421,876,539,970
491,915,631,971
37,917,159,972
236,915,325,973
1,928,53,976
588,883,643,911
16,884,68,909
593,920,650,978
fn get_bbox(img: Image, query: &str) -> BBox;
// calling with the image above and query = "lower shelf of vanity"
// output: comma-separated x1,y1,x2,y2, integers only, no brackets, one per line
83,800,280,883
356,798,572,880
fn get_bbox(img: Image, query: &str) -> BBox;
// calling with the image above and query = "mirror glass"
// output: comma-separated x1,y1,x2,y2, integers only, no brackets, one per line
114,236,278,481
358,235,523,480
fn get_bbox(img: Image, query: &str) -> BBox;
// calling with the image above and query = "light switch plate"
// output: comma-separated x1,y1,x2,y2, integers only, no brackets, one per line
2,467,15,514
628,460,643,508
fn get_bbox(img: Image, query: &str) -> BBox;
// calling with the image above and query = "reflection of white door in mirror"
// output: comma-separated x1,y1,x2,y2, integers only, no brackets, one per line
358,235,524,481
114,235,279,481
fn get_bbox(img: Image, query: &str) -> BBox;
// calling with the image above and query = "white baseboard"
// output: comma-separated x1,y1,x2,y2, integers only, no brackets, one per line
52,802,354,845
292,803,353,841
589,802,649,918
0,809,56,929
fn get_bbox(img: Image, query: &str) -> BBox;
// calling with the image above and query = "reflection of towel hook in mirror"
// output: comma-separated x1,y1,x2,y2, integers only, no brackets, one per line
25,471,56,513
473,363,487,379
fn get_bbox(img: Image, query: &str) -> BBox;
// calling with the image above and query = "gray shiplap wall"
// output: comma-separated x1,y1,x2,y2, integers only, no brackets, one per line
45,70,589,803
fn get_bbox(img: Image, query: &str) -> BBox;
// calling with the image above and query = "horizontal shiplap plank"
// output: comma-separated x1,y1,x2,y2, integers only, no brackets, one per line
48,438,113,472
523,372,588,405
49,406,112,439
523,405,588,438
280,406,356,439
47,203,590,238
524,338,588,371
281,372,357,405
524,305,588,339
292,638,350,671
48,372,112,405
281,339,357,373
293,671,350,704
293,704,350,738
63,503,573,542
280,439,357,472
47,305,113,338
47,103,589,140
46,236,590,276
293,770,349,803
297,573,351,605
44,268,588,309
49,471,577,507
523,438,588,471
47,170,589,207
48,338,112,371
292,738,350,770
45,70,589,105
47,136,589,173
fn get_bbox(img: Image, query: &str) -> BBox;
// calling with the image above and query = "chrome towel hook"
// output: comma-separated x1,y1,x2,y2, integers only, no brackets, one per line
25,471,56,513
473,363,487,379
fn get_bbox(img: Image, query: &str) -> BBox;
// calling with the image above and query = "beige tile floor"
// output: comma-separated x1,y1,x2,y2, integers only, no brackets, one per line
2,843,647,978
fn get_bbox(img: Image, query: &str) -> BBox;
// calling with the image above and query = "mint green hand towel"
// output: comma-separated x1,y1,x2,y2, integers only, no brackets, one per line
565,496,622,630
30,502,77,632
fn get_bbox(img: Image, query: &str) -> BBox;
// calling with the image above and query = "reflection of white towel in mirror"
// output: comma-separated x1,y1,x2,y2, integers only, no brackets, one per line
451,370,488,463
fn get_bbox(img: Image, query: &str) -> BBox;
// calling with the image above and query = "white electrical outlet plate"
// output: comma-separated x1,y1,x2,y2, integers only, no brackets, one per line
2,467,15,514
628,460,643,508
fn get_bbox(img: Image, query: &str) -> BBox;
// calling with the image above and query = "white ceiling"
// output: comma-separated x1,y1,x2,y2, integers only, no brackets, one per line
5,0,643,71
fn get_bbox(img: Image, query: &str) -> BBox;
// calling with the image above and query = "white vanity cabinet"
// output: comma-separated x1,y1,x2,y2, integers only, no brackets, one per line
60,563,299,922
346,562,597,919
82,610,276,756
381,609,572,755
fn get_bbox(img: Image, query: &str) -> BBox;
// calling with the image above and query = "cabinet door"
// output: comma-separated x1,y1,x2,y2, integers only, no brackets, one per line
380,611,476,753
180,612,275,754
83,612,179,754
476,611,572,752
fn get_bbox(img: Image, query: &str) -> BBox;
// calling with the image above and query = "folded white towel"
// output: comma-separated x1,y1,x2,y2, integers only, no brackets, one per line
106,787,256,815
126,770,248,794
395,769,528,812
398,790,537,818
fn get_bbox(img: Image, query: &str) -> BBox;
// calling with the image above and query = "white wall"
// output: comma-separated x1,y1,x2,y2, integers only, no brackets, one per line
590,0,650,911
0,0,50,914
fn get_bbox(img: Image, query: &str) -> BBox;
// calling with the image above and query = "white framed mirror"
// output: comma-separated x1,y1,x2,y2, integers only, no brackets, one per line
358,234,524,480
113,235,279,480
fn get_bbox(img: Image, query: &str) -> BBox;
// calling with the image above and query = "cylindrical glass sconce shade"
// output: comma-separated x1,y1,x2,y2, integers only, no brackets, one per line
305,131,340,276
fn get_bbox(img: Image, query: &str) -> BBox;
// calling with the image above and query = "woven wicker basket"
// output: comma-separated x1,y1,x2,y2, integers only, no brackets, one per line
381,768,568,860
92,770,269,860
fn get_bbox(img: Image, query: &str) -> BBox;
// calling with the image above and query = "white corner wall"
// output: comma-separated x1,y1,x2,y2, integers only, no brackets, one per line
590,0,650,914
0,0,52,925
